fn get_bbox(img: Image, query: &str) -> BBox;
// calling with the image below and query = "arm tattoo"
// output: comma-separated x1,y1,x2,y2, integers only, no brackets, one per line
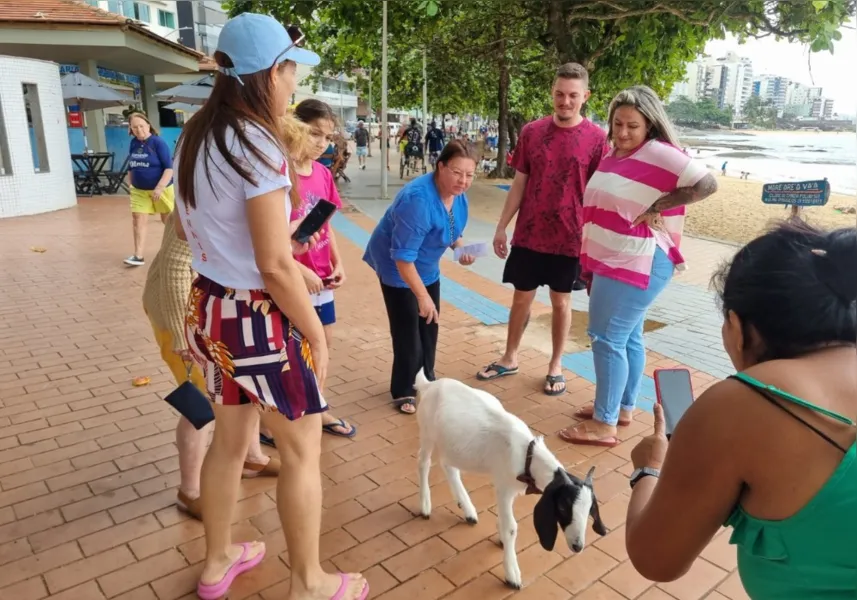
647,174,718,214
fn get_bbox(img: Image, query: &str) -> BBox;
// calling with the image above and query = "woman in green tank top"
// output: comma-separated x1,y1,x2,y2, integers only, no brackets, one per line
623,220,856,599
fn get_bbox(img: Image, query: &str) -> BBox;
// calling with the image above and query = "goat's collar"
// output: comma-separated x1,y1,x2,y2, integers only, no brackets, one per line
516,439,542,495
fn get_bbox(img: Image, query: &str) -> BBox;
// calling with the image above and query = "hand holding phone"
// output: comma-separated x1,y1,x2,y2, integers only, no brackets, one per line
653,368,695,440
292,199,338,244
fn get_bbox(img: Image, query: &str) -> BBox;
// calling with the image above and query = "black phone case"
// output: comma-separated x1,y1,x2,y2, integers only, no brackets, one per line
164,381,215,430
293,200,337,243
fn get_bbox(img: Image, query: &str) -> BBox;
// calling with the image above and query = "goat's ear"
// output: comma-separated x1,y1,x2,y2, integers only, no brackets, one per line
584,466,595,487
589,491,607,536
533,479,560,551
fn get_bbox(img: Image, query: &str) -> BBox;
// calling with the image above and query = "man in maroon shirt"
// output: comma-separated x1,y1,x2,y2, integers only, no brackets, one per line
478,63,609,395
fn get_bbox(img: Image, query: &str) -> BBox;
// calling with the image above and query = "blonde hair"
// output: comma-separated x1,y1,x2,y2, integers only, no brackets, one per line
607,86,680,148
128,111,158,136
277,112,311,209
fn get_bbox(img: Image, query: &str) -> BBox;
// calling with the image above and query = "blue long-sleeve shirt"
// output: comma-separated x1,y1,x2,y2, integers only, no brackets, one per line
363,173,469,288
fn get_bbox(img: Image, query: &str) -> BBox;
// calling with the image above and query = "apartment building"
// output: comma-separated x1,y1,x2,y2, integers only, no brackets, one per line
669,52,753,117
83,0,181,41
752,74,790,110
175,1,226,55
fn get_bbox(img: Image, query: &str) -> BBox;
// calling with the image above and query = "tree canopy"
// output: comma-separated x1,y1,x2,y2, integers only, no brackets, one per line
224,0,855,176
666,97,734,128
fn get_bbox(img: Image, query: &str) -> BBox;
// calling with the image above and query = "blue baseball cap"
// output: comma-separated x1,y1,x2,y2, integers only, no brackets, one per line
216,13,320,81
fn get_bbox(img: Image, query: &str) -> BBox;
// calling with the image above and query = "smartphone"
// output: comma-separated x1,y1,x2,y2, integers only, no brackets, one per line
653,368,695,439
292,199,337,244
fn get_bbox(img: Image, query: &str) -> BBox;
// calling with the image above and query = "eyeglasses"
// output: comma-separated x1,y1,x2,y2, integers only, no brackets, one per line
449,168,475,181
272,24,305,65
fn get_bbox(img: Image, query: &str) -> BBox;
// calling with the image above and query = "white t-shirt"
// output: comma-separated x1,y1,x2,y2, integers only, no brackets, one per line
175,124,291,290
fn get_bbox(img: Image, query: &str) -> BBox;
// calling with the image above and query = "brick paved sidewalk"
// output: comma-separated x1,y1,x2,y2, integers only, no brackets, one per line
0,198,746,600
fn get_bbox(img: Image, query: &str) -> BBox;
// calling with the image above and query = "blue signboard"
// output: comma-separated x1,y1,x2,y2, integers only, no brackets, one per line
761,180,831,207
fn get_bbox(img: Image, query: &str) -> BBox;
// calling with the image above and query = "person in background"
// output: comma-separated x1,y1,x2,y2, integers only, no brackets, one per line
479,63,610,396
624,220,856,600
172,13,368,600
290,98,356,438
721,160,728,176
425,120,445,169
124,112,174,267
353,120,370,170
560,85,717,447
142,216,279,521
363,140,479,414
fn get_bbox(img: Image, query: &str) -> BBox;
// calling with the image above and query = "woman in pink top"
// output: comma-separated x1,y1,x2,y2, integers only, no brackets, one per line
560,86,718,447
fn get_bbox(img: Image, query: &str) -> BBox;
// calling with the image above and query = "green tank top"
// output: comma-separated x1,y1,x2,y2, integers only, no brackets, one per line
725,373,856,599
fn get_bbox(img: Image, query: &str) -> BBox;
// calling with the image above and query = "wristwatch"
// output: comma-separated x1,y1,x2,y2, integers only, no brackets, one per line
629,467,661,489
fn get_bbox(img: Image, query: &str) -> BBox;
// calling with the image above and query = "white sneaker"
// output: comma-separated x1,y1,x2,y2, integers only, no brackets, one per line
124,255,145,266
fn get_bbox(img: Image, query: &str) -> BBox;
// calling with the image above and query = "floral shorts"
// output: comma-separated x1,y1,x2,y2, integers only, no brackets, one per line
185,275,327,420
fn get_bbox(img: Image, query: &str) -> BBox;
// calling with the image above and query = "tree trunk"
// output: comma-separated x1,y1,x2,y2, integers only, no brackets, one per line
490,21,515,179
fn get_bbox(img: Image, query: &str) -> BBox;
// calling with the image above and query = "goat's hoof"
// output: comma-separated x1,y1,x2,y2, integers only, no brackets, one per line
465,516,478,525
504,580,523,590
420,512,431,520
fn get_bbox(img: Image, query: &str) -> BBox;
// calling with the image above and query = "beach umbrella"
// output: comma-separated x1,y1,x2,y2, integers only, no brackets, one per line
61,72,129,110
155,74,215,105
163,102,200,113
60,72,129,151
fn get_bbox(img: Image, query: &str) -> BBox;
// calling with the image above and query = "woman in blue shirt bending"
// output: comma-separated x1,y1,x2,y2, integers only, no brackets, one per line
364,140,479,414
124,112,175,267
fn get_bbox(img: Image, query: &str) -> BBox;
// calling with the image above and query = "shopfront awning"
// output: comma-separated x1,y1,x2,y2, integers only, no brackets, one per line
0,0,202,75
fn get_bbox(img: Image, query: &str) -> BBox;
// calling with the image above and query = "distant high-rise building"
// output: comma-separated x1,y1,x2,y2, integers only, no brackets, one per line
752,74,790,110
668,60,706,103
695,51,753,117
175,1,226,55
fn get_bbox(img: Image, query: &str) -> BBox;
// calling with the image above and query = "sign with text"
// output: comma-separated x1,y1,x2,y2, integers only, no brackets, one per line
67,112,83,128
761,180,831,207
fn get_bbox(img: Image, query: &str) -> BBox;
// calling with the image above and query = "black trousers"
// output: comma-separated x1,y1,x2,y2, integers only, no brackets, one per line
380,280,441,399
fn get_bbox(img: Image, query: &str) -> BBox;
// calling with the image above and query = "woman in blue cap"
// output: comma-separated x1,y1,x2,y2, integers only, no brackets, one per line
173,13,368,600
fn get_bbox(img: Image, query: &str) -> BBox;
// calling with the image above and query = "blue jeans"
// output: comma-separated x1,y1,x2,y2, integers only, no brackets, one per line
588,248,674,426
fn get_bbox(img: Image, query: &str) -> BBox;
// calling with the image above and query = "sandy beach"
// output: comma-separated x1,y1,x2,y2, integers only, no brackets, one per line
684,173,856,243
468,172,856,245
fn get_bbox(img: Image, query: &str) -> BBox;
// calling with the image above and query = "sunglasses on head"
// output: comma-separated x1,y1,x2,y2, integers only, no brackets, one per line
272,24,305,65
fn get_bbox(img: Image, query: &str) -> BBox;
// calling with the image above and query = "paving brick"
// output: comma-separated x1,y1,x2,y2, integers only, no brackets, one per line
44,545,136,593
97,549,187,598
0,194,748,600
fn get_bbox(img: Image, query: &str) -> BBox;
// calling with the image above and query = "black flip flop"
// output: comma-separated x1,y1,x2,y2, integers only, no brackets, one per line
544,374,567,396
322,418,358,438
476,362,519,381
393,397,416,414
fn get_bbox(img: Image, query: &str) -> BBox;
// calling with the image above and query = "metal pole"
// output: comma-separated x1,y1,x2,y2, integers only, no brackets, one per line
368,68,373,157
422,48,428,133
381,1,389,199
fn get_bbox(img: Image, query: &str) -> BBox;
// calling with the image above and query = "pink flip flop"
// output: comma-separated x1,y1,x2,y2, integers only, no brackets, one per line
197,542,266,600
332,573,370,600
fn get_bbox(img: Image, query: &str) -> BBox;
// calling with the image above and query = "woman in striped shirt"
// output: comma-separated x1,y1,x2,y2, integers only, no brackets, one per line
560,86,718,447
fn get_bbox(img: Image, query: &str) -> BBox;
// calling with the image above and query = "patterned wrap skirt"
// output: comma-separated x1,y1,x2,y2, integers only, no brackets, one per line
185,274,327,420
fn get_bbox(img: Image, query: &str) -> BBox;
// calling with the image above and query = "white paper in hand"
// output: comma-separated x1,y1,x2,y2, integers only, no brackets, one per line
453,242,490,261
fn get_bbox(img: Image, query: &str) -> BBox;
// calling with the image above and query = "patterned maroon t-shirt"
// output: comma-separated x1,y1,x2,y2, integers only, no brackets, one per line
511,116,609,257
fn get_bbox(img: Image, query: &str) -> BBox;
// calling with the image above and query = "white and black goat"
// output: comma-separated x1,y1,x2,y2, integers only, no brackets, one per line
414,369,607,589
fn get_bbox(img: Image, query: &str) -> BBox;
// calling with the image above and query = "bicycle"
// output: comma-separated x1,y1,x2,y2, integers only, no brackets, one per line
399,142,426,179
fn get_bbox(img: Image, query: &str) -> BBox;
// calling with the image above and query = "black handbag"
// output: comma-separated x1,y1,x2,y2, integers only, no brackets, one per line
164,361,214,430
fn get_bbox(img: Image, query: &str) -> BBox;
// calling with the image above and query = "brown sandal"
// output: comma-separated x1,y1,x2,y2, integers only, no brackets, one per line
177,490,202,520
573,405,632,427
558,423,620,448
242,456,281,479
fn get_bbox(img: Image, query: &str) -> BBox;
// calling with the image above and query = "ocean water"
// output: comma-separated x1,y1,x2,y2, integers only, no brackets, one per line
683,131,857,195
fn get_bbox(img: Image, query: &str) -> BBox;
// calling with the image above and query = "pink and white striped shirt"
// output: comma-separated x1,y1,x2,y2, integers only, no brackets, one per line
580,139,709,290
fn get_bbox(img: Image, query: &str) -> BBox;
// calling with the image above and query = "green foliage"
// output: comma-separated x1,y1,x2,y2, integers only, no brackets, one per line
222,0,855,136
666,97,733,127
742,95,779,129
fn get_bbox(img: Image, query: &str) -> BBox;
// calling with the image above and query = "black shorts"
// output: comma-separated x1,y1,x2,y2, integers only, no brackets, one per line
502,246,581,294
